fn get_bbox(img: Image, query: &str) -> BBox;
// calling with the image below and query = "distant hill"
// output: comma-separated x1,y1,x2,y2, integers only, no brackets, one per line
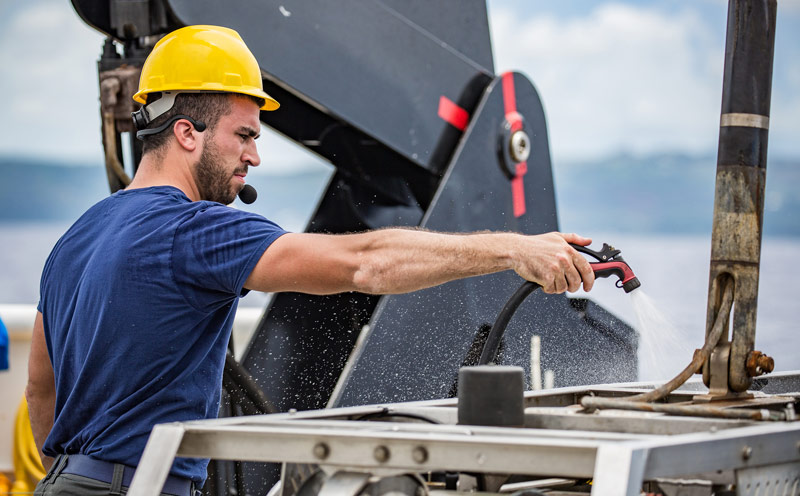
0,156,332,232
0,157,108,222
1,153,798,236
553,153,800,237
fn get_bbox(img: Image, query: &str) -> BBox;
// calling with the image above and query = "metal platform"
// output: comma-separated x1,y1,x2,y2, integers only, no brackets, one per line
128,372,800,496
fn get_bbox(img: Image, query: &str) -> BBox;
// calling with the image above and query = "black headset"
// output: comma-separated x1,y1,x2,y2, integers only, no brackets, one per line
131,104,206,141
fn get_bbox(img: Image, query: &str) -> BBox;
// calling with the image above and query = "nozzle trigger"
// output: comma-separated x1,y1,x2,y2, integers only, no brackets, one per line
570,242,641,293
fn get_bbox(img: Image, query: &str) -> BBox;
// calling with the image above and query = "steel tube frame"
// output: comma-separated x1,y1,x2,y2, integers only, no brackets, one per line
127,379,800,496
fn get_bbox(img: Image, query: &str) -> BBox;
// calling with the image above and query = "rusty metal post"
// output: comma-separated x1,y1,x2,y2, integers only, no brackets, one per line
703,0,777,394
97,37,148,193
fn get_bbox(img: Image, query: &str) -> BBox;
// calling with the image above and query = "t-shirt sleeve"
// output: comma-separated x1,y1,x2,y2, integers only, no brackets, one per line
172,205,287,312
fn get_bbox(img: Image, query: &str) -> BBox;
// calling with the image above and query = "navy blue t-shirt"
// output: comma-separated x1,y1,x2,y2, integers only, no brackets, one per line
37,186,286,482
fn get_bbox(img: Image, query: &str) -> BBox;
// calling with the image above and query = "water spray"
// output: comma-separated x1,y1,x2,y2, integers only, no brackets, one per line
478,242,640,365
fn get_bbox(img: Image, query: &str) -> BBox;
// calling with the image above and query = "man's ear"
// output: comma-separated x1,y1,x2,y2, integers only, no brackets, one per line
173,119,200,152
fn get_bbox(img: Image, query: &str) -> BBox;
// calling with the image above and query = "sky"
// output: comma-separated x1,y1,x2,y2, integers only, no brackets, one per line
0,0,797,176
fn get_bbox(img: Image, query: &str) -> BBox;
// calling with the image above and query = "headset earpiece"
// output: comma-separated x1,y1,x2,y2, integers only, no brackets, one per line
131,107,150,130
135,114,207,141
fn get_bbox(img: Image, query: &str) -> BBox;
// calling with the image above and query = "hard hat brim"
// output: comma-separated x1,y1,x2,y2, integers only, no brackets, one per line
133,88,279,112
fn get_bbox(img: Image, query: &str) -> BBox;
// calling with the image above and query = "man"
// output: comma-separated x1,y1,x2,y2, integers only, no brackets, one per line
27,25,594,495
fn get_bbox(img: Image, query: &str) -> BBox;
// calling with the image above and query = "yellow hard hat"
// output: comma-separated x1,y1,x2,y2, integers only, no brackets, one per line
133,25,279,111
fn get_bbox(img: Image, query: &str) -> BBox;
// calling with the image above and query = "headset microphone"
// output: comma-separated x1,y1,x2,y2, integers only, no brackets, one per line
238,184,258,204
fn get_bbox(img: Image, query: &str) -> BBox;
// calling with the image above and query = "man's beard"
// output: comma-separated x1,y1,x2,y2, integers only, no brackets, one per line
194,139,245,205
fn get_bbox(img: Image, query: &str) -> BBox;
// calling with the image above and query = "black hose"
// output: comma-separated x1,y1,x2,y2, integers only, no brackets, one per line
478,281,541,365
223,351,278,414
220,347,278,495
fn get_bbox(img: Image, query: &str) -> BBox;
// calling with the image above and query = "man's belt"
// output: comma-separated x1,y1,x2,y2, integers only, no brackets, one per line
62,454,194,495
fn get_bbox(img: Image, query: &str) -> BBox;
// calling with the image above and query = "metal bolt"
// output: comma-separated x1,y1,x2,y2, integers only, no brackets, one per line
412,446,428,464
313,442,329,460
509,130,531,163
741,446,752,460
746,350,775,377
374,445,390,463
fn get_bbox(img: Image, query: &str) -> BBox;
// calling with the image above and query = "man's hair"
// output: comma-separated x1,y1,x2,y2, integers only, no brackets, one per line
140,92,265,156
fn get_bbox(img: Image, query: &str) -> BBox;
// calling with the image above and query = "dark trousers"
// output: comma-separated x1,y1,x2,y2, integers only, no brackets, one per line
34,455,196,496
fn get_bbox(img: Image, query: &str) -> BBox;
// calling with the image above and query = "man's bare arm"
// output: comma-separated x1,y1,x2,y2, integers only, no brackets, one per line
244,229,594,295
26,311,55,471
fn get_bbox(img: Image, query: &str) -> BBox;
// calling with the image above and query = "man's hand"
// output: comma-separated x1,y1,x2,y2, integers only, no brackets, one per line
511,232,595,294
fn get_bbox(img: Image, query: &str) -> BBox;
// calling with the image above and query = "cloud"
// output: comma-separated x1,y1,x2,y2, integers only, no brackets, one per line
0,1,108,163
490,2,799,162
1,1,795,169
0,0,325,174
782,0,800,14
490,3,730,162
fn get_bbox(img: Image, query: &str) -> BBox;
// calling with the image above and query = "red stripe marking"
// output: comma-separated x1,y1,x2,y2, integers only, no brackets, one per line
502,73,527,218
503,73,524,133
438,96,469,131
502,72,517,115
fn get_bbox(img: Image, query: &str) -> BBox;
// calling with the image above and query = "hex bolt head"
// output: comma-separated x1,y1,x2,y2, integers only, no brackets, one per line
313,442,330,460
412,446,428,464
741,446,752,460
746,351,775,377
509,130,531,163
373,445,390,463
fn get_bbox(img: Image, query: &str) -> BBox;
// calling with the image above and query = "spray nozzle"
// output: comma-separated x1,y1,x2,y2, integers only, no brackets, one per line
570,242,641,293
